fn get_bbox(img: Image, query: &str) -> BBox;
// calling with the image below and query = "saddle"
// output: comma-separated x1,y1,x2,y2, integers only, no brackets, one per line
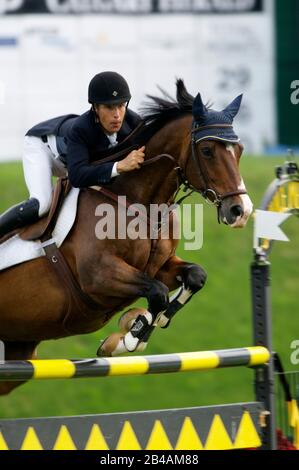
20,177,71,242
0,177,71,246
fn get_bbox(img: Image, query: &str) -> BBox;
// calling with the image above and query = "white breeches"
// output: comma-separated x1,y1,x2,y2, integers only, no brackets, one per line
23,135,67,216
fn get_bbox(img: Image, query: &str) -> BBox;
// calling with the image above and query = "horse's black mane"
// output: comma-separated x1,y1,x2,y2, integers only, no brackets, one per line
124,79,195,145
140,79,194,126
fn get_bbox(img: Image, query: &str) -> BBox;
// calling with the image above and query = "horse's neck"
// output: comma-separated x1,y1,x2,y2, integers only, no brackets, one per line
110,116,191,206
109,159,176,206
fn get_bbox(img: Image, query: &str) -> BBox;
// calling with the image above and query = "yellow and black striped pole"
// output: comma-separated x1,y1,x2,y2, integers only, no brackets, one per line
0,346,270,381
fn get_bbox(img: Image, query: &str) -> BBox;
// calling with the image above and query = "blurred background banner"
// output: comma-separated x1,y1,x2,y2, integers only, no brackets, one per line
0,0,298,158
0,0,264,15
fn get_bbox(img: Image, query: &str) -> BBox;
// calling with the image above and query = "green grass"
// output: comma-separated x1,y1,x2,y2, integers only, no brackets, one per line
0,156,298,419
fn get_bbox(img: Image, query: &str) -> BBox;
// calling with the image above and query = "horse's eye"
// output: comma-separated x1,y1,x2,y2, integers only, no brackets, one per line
201,147,213,159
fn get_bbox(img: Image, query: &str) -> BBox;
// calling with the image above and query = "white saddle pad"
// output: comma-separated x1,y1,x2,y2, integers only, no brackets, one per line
0,188,80,272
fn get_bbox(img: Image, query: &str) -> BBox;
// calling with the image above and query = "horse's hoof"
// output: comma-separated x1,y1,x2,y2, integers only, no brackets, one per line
118,308,150,333
96,332,126,357
96,340,107,357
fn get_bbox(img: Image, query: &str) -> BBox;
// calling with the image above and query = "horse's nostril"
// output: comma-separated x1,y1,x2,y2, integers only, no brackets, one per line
230,204,244,218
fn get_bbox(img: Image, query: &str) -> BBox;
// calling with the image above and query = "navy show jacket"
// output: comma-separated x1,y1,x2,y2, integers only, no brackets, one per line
26,109,142,187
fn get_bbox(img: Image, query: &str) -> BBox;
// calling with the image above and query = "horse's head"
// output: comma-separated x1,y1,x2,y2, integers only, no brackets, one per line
185,92,253,227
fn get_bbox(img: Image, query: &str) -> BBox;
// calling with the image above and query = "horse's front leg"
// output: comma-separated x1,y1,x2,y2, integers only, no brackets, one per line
90,256,169,356
154,255,207,328
125,256,207,352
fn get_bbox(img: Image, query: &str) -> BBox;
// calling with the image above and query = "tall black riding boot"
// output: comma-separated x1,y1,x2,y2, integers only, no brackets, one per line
0,198,40,239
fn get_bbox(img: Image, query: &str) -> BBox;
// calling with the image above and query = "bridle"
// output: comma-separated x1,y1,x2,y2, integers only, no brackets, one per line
175,123,248,206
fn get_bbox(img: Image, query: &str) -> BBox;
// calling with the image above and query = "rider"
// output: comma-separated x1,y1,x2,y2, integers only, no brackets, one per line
0,71,145,239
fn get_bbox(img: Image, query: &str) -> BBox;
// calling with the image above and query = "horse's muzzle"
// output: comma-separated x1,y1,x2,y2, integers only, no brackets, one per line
220,194,253,228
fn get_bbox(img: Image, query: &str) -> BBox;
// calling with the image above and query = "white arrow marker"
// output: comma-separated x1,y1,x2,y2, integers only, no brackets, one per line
254,210,291,249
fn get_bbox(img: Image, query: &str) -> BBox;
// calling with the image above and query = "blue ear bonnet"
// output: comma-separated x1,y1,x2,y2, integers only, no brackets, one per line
192,93,242,144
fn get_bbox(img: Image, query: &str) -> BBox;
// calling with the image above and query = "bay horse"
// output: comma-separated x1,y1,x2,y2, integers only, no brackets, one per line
0,80,252,395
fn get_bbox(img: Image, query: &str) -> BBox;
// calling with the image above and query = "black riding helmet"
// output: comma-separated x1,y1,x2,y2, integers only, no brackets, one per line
88,71,131,105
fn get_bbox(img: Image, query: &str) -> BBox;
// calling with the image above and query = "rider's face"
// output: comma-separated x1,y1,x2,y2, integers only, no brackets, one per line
95,103,127,134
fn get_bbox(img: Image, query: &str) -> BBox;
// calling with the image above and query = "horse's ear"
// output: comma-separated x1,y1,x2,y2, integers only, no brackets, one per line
193,93,207,120
223,94,243,120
